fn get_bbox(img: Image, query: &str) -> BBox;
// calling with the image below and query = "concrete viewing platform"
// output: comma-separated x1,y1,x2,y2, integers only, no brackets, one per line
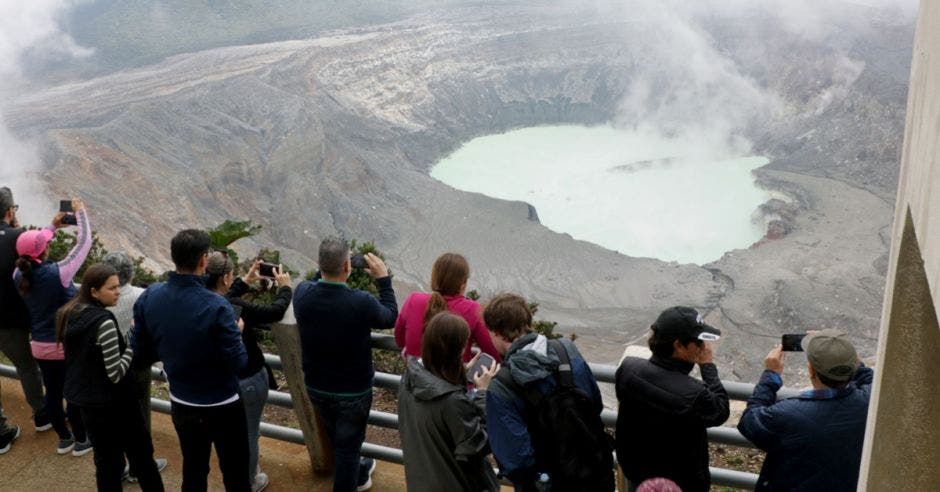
0,376,408,491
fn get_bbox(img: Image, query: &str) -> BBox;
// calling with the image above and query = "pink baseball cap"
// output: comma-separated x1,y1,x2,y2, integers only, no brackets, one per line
16,229,54,261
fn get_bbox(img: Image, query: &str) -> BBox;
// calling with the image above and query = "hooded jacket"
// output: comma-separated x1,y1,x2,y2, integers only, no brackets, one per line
397,357,499,492
485,333,603,490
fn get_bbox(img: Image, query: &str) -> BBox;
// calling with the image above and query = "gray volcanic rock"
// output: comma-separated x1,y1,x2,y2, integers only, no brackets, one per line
5,3,912,379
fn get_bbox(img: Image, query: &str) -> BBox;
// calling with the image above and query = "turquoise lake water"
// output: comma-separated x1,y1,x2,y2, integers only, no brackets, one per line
431,125,771,264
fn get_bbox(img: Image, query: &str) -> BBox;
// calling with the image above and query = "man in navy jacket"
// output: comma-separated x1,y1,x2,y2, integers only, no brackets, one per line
738,329,873,491
132,229,249,491
293,237,397,492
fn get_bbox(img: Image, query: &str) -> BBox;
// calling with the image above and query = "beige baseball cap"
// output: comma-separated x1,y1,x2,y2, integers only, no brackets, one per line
801,329,859,382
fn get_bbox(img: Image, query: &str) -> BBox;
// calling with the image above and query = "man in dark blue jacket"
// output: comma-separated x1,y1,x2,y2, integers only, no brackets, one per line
132,229,249,491
738,329,873,491
293,237,397,492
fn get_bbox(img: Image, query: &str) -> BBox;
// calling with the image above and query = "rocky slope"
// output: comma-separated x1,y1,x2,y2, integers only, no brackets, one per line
5,3,913,379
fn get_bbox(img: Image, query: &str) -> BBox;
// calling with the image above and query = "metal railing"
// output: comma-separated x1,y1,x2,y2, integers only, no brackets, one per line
0,332,798,490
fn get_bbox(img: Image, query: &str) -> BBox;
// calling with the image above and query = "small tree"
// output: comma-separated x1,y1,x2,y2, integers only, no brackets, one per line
207,219,262,267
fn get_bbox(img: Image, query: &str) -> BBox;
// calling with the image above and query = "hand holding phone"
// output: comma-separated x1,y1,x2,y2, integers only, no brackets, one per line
466,353,497,384
58,199,77,226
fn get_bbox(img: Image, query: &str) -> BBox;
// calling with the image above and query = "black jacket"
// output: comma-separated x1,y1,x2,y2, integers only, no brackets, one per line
0,222,29,328
615,355,730,492
225,278,292,382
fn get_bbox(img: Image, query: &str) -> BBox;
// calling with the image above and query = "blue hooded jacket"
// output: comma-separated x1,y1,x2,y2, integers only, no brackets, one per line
485,333,603,490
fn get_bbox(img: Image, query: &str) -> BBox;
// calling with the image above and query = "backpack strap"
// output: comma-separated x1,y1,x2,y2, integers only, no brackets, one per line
548,338,575,387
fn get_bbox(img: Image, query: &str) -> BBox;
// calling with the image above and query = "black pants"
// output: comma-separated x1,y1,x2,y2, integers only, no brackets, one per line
36,359,86,442
171,399,250,492
82,398,164,492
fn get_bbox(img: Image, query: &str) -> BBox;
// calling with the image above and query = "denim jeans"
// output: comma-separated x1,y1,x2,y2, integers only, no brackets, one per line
239,368,268,485
308,389,373,492
36,359,85,442
82,397,164,492
171,399,250,492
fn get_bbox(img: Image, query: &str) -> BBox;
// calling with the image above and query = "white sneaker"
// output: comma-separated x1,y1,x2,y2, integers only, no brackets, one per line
252,472,270,492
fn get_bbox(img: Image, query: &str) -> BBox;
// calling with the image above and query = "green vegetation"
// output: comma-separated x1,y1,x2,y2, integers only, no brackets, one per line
207,219,263,268
44,229,161,287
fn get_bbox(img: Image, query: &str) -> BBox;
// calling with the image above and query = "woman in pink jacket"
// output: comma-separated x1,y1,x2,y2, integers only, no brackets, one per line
395,253,501,363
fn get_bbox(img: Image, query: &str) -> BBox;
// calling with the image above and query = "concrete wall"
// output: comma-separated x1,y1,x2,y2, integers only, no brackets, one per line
858,1,940,489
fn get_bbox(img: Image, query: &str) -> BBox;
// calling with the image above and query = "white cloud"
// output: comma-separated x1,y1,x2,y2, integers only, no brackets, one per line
0,1,90,225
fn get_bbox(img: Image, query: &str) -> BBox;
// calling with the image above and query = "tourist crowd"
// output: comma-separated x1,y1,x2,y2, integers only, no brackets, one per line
0,186,874,492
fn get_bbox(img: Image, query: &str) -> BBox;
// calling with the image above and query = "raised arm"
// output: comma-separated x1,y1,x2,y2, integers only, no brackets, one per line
57,203,91,287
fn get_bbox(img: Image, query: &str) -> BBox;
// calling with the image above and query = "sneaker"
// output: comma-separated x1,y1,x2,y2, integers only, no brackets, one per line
356,457,376,491
57,438,75,455
72,440,93,457
127,458,168,483
251,472,270,492
33,411,52,432
0,426,21,454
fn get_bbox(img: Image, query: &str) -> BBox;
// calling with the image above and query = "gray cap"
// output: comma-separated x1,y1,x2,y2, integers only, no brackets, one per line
802,329,859,382
0,187,13,214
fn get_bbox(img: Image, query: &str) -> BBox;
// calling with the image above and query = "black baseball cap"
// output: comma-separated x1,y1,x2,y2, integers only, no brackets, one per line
652,306,721,341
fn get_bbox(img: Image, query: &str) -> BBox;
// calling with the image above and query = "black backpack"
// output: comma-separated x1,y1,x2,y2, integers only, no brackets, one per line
496,339,615,492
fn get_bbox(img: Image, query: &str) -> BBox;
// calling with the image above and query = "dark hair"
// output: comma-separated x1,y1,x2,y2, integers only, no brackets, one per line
318,236,349,276
171,229,211,272
205,251,234,290
421,312,470,386
100,251,135,286
483,293,532,342
647,327,700,359
15,256,35,295
55,264,118,344
0,187,13,215
424,253,470,325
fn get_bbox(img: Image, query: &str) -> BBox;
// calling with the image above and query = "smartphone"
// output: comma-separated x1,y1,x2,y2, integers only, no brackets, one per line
466,353,496,383
781,334,806,352
61,214,77,226
258,263,277,278
350,254,367,269
59,200,73,212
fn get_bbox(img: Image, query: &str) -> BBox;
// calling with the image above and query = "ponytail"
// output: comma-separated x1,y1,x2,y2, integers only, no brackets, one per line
55,297,84,345
15,256,34,295
422,252,471,325
423,291,449,326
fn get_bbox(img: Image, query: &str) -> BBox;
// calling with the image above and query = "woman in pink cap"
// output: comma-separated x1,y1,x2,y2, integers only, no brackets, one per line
14,198,93,456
